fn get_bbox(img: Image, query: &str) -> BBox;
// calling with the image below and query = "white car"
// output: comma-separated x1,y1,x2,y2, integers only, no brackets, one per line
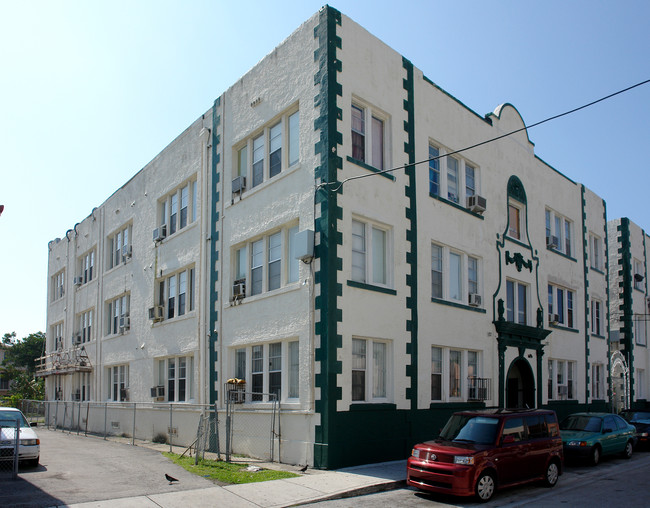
0,407,40,467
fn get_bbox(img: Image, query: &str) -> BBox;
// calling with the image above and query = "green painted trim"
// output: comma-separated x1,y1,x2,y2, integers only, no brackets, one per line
590,267,606,276
581,185,590,401
349,403,397,411
422,74,491,125
312,5,343,470
505,236,531,250
546,246,578,263
431,297,487,314
618,219,635,402
403,56,418,411
507,175,527,204
346,280,397,295
345,156,395,180
549,323,580,334
429,193,485,220
209,97,222,405
591,333,607,340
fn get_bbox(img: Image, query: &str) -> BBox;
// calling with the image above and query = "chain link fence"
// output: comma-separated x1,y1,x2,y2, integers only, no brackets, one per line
0,419,20,480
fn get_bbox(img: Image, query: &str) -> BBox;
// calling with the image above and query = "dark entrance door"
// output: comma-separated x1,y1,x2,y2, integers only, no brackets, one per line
506,359,535,408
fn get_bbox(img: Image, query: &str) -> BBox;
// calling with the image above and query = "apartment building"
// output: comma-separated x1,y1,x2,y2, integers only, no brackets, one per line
608,218,649,411
44,6,616,468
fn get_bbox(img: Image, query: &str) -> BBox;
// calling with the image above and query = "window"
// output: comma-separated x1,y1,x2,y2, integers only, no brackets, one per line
591,299,603,336
428,142,480,206
158,268,195,320
638,369,645,399
52,270,65,301
431,346,442,400
431,346,482,401
468,256,479,296
232,341,298,402
592,364,605,399
545,209,573,256
432,243,482,306
233,225,299,299
107,224,132,269
352,338,389,402
589,234,603,271
635,314,647,346
431,244,443,299
350,103,386,170
159,180,197,236
53,322,64,350
237,109,300,191
508,204,521,240
507,280,527,325
548,284,576,328
106,293,130,335
351,218,391,287
108,364,128,401
79,250,95,284
547,359,576,400
157,356,193,402
74,372,91,402
634,259,645,291
79,309,93,343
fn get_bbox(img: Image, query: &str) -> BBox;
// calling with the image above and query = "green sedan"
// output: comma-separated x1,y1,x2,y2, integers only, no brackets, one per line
560,412,636,466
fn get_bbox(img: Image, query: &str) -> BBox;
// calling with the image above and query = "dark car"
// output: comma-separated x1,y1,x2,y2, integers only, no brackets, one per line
407,409,563,502
619,410,650,448
560,412,636,465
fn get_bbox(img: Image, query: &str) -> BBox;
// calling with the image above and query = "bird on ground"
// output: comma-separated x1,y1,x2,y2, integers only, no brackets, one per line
165,473,179,484
299,464,308,473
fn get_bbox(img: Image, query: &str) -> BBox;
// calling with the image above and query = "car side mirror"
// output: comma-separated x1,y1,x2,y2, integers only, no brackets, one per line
502,435,515,445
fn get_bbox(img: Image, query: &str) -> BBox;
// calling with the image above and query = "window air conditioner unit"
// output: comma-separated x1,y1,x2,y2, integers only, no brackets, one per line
148,305,164,322
119,316,131,331
466,195,487,213
232,176,246,195
233,279,246,299
73,276,84,286
634,273,644,283
73,333,82,345
120,388,129,401
468,293,482,307
72,390,81,401
150,386,165,398
153,224,167,242
548,314,559,325
547,236,559,249
121,244,132,261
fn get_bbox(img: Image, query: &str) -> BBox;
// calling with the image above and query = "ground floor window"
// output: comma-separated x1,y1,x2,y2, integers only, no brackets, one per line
73,372,91,401
431,346,483,401
591,363,605,399
548,359,576,400
157,356,194,402
352,337,390,402
108,364,129,401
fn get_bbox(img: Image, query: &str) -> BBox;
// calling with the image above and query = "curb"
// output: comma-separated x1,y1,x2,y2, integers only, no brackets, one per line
290,479,407,507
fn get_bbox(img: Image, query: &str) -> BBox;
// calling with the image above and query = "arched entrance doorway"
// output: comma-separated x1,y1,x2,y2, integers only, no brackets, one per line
506,358,535,408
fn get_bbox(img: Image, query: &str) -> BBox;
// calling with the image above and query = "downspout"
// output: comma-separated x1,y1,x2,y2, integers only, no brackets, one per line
199,123,211,404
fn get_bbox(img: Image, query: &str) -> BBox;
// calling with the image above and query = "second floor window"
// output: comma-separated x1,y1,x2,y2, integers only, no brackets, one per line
545,209,573,256
351,218,390,287
79,310,93,343
158,268,195,320
106,294,130,335
591,299,603,336
589,234,603,271
506,280,527,325
159,180,197,236
53,322,64,350
548,284,575,328
634,259,645,291
107,225,131,269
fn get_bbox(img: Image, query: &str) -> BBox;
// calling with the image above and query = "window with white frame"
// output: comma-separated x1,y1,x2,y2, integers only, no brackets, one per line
634,259,645,291
351,218,391,288
79,249,95,284
157,356,194,402
233,226,299,299
548,284,576,328
236,109,299,191
637,369,645,399
107,224,132,269
589,234,603,271
591,363,605,400
431,243,482,306
158,179,197,237
106,293,130,335
352,337,389,402
507,280,528,325
545,209,573,256
79,309,93,343
591,299,603,336
547,359,576,400
231,341,298,402
108,364,128,401
431,346,482,401
53,321,64,350
52,270,65,301
428,143,480,207
157,267,195,320
635,314,647,346
351,102,386,170
73,372,91,401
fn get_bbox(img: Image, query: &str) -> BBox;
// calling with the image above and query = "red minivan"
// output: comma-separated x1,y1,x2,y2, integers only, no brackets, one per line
407,409,563,502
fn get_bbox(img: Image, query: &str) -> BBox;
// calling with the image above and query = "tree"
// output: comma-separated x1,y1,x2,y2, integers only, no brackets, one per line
1,331,46,404
3,332,45,375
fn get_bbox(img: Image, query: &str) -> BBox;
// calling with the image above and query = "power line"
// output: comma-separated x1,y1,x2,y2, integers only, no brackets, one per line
318,78,650,192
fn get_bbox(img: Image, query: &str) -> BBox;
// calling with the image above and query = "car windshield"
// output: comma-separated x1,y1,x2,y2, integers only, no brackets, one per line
622,411,650,422
439,414,499,444
560,415,602,432
0,410,29,428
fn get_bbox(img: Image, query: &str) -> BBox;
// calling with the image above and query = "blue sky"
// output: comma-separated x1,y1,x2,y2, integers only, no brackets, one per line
1,0,649,340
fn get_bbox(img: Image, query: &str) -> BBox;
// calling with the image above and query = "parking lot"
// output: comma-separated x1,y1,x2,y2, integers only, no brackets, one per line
0,427,215,507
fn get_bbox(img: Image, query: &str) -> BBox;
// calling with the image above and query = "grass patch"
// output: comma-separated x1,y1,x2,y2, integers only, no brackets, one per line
163,452,299,484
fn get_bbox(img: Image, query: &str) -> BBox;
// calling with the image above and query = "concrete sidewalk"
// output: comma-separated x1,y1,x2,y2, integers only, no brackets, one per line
66,460,407,508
